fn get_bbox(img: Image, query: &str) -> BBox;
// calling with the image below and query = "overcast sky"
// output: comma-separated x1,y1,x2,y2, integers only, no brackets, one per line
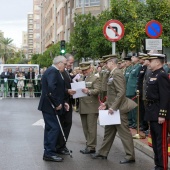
0,0,33,47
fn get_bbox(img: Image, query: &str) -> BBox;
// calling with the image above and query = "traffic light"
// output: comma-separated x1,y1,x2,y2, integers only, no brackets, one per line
60,40,66,55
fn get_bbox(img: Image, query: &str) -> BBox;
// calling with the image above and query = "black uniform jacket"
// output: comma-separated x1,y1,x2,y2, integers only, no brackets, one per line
61,69,72,103
145,68,170,121
137,65,147,95
38,66,65,115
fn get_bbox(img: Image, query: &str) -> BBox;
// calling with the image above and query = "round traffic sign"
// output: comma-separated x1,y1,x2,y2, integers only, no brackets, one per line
145,20,162,38
103,20,125,42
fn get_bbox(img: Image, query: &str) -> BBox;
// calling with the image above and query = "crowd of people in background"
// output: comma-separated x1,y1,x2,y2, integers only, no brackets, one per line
0,66,47,98
0,51,169,170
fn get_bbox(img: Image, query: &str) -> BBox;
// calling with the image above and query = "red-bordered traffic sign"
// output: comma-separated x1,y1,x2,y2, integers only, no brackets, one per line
103,20,125,42
145,20,162,39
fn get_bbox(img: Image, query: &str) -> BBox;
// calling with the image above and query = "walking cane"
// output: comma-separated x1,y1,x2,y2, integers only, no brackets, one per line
46,93,73,158
133,90,145,139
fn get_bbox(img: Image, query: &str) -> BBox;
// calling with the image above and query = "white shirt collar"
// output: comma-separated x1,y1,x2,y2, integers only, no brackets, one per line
52,64,59,70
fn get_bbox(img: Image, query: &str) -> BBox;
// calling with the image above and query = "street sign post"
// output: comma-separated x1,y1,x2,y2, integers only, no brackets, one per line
103,20,124,54
103,19,125,42
145,20,162,39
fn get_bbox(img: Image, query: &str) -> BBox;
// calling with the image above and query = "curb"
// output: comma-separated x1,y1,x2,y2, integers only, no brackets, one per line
118,135,170,168
133,138,154,158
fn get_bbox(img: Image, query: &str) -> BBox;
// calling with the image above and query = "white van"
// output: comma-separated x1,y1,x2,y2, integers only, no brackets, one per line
0,64,39,74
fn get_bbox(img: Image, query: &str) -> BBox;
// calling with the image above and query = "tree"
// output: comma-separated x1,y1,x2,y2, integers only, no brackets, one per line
0,37,13,63
89,10,112,58
30,41,72,68
6,50,28,64
69,0,170,61
70,13,97,60
146,0,170,47
110,0,147,52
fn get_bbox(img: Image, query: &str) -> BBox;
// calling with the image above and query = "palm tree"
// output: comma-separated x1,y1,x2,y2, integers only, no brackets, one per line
0,37,13,63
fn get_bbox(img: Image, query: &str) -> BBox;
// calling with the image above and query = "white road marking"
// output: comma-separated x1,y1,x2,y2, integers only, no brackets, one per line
32,119,44,128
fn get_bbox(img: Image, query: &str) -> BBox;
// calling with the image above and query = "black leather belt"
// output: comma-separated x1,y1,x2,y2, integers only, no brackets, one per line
146,99,159,104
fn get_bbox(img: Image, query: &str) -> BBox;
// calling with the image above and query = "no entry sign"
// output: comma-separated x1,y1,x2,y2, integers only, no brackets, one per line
145,20,162,38
103,20,125,42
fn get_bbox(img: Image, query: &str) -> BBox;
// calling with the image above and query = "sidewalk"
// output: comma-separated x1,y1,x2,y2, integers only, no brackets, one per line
128,128,170,168
129,128,154,158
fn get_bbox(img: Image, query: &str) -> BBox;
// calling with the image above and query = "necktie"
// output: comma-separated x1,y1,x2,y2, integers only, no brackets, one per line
60,72,64,80
30,72,32,82
30,72,32,80
66,69,71,82
83,76,86,81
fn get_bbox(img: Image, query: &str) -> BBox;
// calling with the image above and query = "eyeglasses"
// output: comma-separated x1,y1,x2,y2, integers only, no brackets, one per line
60,62,67,66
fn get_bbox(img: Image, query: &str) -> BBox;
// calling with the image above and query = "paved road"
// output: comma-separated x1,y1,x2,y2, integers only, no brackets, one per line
0,98,156,170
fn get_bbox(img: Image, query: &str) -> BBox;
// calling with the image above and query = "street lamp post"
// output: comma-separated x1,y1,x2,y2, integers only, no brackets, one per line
82,0,85,14
54,0,57,44
39,4,43,54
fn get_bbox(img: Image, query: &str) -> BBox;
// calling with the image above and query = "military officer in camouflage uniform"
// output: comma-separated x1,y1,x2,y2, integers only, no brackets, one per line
99,55,111,103
78,62,100,154
98,58,105,68
126,53,141,128
119,60,126,74
92,55,137,163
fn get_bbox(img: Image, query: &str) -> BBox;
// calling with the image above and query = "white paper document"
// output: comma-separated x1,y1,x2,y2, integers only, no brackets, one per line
71,81,87,99
99,110,121,125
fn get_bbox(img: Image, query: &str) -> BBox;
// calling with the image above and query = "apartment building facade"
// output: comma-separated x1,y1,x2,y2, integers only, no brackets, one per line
33,0,41,54
56,0,110,45
27,13,34,59
21,31,28,59
34,0,110,54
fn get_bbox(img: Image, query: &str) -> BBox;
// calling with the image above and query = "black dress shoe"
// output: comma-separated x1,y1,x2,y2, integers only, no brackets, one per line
91,153,107,159
80,148,96,154
63,146,71,152
57,149,70,155
120,159,135,164
43,155,63,162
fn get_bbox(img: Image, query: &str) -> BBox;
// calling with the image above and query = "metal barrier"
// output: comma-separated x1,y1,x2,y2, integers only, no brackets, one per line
0,79,42,98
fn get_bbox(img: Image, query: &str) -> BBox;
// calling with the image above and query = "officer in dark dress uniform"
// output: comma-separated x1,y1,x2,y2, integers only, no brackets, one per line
137,53,149,131
145,51,170,170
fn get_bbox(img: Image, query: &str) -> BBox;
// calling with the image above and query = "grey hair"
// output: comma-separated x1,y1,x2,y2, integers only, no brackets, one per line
53,55,66,64
110,58,118,64
65,53,74,60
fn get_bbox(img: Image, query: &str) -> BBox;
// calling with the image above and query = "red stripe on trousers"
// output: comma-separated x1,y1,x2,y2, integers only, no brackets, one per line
162,121,168,170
